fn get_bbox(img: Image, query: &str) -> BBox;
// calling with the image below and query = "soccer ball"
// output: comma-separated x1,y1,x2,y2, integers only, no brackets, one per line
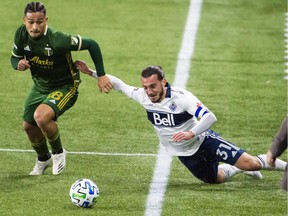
69,178,100,208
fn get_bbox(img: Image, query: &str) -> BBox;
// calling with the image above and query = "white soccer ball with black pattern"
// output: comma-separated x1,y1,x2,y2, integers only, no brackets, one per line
69,178,100,208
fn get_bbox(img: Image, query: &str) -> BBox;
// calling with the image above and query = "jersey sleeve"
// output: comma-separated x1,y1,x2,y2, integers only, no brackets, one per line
80,37,105,77
107,74,144,103
183,90,217,135
53,31,82,51
183,90,209,117
11,25,25,69
11,26,25,58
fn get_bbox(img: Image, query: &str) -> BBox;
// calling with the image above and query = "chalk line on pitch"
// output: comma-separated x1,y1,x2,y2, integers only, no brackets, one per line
144,0,203,216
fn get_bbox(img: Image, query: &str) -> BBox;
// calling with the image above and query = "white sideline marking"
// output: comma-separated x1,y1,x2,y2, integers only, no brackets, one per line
0,148,157,157
284,12,288,80
144,0,203,216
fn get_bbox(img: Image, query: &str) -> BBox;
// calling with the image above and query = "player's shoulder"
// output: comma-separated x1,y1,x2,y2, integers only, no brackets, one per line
13,24,29,43
170,86,198,105
46,26,75,48
170,86,192,97
15,24,27,36
46,26,68,39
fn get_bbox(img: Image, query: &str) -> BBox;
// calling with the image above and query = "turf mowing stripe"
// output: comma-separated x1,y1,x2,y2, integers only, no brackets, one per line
0,148,157,157
144,0,203,215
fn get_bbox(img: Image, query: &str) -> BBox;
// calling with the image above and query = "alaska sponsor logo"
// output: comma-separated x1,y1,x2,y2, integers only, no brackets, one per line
30,56,54,66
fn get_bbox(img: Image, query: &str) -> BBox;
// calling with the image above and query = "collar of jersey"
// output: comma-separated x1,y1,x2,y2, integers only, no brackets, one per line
165,82,171,98
44,25,48,36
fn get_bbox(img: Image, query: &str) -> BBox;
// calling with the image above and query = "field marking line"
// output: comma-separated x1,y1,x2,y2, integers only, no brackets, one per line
284,12,288,80
144,0,203,216
0,148,157,157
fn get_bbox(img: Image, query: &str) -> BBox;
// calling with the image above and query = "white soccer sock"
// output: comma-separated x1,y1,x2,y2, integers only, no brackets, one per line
218,164,241,181
257,154,287,171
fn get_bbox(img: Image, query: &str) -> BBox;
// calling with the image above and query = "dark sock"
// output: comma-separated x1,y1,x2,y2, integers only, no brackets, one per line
31,138,50,159
38,152,51,161
52,148,63,155
47,130,63,154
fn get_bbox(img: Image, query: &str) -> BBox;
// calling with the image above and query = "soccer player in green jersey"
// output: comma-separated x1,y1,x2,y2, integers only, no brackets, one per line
10,2,112,175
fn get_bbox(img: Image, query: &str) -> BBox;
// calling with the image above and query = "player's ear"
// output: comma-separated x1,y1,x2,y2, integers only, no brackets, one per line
162,78,167,86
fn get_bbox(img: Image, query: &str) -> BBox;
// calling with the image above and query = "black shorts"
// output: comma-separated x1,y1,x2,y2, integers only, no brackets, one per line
178,130,245,183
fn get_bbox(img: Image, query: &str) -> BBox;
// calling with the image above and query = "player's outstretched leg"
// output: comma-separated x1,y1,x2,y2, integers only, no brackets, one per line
218,164,241,182
219,164,263,182
243,170,263,179
257,154,287,171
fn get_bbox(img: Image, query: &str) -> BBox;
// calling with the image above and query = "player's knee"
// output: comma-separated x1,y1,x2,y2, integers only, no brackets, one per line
235,153,262,170
34,105,54,128
34,112,46,128
249,157,262,170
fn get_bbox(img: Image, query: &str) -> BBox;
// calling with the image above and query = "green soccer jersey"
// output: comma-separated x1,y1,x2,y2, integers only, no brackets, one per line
12,24,83,92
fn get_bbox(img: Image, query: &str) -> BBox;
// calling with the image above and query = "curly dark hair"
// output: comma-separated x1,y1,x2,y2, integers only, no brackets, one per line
24,2,46,16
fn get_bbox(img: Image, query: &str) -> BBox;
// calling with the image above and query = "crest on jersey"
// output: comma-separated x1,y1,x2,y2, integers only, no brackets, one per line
169,101,177,112
44,44,53,56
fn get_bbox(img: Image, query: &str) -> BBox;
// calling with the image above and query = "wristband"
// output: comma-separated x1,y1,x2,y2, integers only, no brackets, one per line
91,71,98,79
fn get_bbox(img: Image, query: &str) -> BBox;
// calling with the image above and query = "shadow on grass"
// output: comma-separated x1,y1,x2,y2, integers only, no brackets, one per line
167,175,276,192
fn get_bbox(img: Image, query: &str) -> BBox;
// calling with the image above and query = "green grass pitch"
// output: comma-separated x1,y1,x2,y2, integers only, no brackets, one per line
0,0,286,215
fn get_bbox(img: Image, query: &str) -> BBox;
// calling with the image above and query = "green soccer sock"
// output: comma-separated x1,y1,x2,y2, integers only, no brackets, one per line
47,129,63,154
31,138,51,161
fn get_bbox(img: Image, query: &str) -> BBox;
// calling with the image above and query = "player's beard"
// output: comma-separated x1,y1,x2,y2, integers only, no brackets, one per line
150,86,165,103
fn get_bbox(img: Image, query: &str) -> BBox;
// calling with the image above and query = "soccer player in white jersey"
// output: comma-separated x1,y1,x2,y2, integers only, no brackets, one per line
75,60,287,184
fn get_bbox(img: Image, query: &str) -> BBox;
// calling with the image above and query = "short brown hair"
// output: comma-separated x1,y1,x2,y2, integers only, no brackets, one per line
141,65,165,80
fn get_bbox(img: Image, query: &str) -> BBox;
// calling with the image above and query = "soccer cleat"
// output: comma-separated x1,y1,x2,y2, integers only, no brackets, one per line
243,171,263,179
52,148,67,175
29,157,52,175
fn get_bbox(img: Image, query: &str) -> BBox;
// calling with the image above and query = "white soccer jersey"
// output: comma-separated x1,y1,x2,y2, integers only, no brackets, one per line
108,75,217,156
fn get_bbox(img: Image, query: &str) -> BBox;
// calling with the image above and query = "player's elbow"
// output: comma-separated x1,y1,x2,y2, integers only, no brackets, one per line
209,112,217,124
10,56,19,70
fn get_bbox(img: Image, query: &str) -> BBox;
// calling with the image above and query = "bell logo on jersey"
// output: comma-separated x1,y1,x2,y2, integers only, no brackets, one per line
147,110,193,127
153,113,175,126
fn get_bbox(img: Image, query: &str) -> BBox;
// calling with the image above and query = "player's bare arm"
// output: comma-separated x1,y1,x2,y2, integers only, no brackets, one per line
266,150,276,167
74,60,92,75
75,60,113,93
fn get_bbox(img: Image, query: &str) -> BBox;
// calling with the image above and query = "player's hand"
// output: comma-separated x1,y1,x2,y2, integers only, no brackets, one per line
74,60,91,75
98,75,113,93
17,59,30,71
266,150,276,167
172,131,194,142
